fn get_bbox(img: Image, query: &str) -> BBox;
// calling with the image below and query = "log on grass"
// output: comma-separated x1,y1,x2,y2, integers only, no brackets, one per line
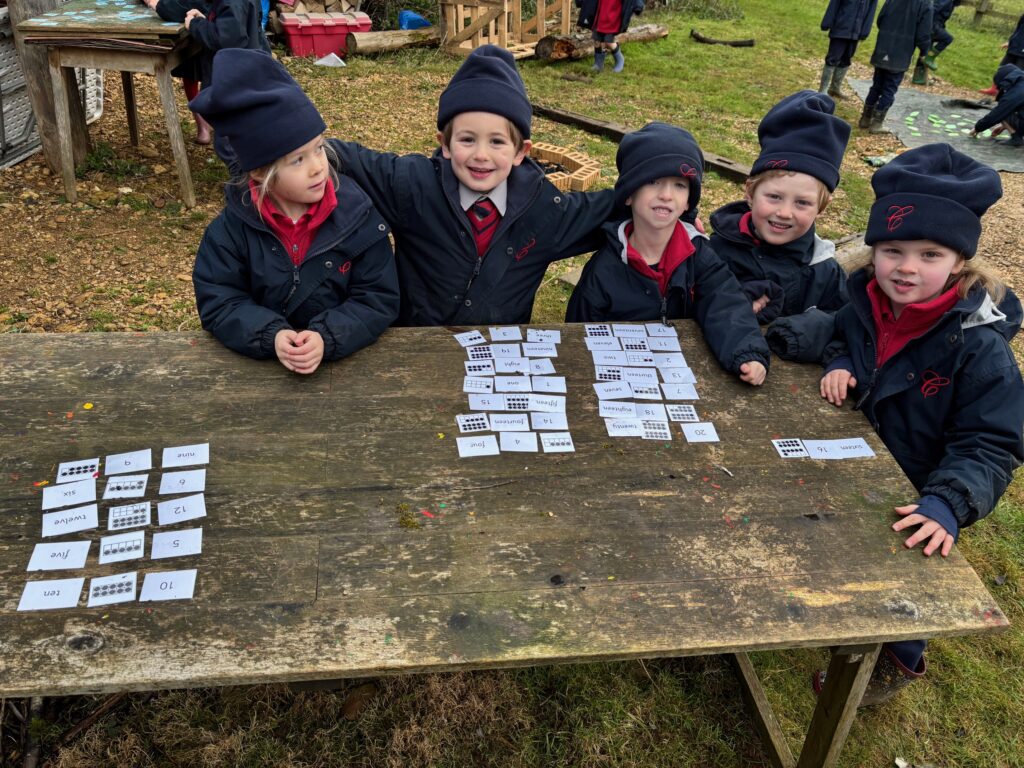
689,28,754,47
534,23,668,61
345,27,441,55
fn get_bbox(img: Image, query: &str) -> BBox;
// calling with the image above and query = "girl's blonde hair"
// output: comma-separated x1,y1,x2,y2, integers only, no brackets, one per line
745,169,832,213
242,138,340,218
847,244,1008,303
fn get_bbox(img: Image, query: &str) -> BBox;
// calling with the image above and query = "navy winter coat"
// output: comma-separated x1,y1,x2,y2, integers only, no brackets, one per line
931,0,960,31
1008,14,1024,58
193,172,400,362
870,0,933,72
576,0,644,35
173,0,270,88
823,269,1024,536
821,0,879,41
155,0,207,23
565,220,770,374
974,64,1024,133
334,141,615,326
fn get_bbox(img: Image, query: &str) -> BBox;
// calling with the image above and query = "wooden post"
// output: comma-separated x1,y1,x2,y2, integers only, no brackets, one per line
973,0,991,26
7,0,90,175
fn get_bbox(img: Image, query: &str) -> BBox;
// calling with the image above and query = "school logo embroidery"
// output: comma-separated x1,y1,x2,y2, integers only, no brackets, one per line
766,159,789,169
515,238,537,261
339,261,352,274
887,205,914,232
920,369,950,398
679,163,698,179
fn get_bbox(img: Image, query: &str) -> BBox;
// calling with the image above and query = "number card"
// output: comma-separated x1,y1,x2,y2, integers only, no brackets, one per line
491,343,522,358
605,418,644,437
454,330,487,347
660,367,697,384
540,432,575,453
102,474,148,500
467,344,494,360
42,477,96,510
612,324,647,338
27,541,91,572
666,404,699,423
464,376,494,393
56,458,100,484
681,422,720,443
801,438,876,459
468,393,505,411
87,572,137,607
456,413,490,433
772,439,810,458
18,577,84,611
465,360,495,376
636,403,668,421
594,381,632,400
489,326,522,341
529,358,556,375
586,337,621,352
106,448,153,475
42,503,99,538
641,421,672,441
522,342,558,358
494,357,530,374
595,366,623,382
494,375,532,393
530,412,569,430
457,435,500,458
528,394,566,413
499,431,539,452
157,493,207,526
531,376,566,394
584,323,613,338
98,531,146,565
490,413,531,431
151,527,203,560
647,336,682,352
159,469,206,495
139,569,197,602
599,401,637,418
527,329,561,344
108,501,151,531
662,383,700,401
654,353,687,369
645,323,677,337
630,384,663,400
162,443,210,469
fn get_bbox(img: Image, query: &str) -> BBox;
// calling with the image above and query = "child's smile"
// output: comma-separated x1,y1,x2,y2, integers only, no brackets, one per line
746,172,822,246
440,112,530,194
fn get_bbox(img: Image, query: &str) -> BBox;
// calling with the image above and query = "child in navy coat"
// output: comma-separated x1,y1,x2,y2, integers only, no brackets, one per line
576,0,644,72
334,45,615,327
709,91,852,362
818,143,1024,705
859,0,932,132
191,50,399,375
980,12,1024,94
970,64,1024,146
567,123,770,386
819,0,879,99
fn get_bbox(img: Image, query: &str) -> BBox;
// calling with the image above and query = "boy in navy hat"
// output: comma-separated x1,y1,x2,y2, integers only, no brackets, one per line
818,143,1024,705
818,0,879,99
567,123,769,386
334,45,615,326
859,0,932,132
191,50,399,374
970,64,1024,147
709,91,852,362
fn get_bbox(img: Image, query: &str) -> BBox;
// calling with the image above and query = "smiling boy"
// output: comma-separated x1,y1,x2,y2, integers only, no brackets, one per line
333,46,615,326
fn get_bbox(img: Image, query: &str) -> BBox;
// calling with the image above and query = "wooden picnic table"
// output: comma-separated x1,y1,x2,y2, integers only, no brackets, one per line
0,326,1008,768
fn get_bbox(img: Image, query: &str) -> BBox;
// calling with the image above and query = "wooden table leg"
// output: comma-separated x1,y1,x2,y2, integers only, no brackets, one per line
153,61,196,208
795,643,881,768
48,51,77,204
121,71,139,147
730,652,796,768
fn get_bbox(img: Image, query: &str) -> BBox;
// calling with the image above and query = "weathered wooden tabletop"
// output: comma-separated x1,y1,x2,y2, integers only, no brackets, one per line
0,327,1007,698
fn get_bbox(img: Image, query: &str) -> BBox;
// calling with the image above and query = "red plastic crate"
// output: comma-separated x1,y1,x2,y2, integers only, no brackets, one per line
279,12,372,58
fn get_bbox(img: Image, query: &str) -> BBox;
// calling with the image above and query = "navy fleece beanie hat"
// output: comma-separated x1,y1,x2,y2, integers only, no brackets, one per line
865,143,1001,258
750,90,851,192
614,122,704,210
437,45,532,139
190,49,327,172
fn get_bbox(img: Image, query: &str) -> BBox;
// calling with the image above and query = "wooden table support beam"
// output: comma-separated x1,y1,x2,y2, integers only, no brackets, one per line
730,652,796,768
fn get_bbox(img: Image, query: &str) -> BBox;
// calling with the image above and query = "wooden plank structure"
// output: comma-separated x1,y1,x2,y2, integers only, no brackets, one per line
439,0,571,58
16,0,196,206
0,327,1008,766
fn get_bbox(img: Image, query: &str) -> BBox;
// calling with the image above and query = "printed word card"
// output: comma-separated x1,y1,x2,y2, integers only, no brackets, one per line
27,541,91,572
18,578,84,611
457,435,500,458
42,503,99,537
801,438,876,459
42,477,95,510
162,443,210,469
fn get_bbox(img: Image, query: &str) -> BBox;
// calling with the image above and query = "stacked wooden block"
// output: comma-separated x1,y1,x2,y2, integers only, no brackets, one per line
531,142,601,191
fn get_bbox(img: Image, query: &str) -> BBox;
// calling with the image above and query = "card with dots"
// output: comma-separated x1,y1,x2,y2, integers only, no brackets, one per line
641,421,672,441
87,572,138,608
630,384,663,400
666,404,699,423
454,330,487,347
772,438,810,458
102,474,148,500
464,360,495,376
463,376,494,394
456,413,490,433
107,501,151,531
467,345,494,361
584,323,613,338
98,531,146,565
540,432,575,453
622,338,651,352
56,458,100,484
595,366,623,382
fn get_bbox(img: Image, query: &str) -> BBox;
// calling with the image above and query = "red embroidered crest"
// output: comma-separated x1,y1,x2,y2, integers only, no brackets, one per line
679,163,698,179
886,205,914,232
766,159,789,169
920,369,950,397
339,261,352,274
515,238,536,261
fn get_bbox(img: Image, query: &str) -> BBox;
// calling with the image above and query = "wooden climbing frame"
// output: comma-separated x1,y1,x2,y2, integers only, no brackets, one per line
439,0,572,57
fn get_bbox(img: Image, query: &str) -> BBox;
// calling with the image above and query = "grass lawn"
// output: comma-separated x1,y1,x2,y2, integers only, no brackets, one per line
22,1,1024,766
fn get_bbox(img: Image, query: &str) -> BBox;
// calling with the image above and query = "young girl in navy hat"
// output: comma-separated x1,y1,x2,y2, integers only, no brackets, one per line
191,49,399,375
818,143,1024,705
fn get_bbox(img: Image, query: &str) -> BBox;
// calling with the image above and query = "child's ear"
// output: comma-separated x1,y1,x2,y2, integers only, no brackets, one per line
437,130,452,159
625,195,633,207
951,255,966,276
513,139,532,166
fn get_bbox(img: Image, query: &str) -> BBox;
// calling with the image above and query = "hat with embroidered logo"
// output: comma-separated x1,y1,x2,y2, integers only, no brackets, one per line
437,44,532,139
865,143,1001,257
750,90,851,192
614,122,704,212
190,49,326,173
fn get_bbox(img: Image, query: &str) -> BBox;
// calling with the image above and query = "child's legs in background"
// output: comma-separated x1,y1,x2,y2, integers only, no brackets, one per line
932,27,954,53
886,639,927,672
183,79,199,102
825,37,858,67
867,68,903,109
592,31,615,70
182,79,212,144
